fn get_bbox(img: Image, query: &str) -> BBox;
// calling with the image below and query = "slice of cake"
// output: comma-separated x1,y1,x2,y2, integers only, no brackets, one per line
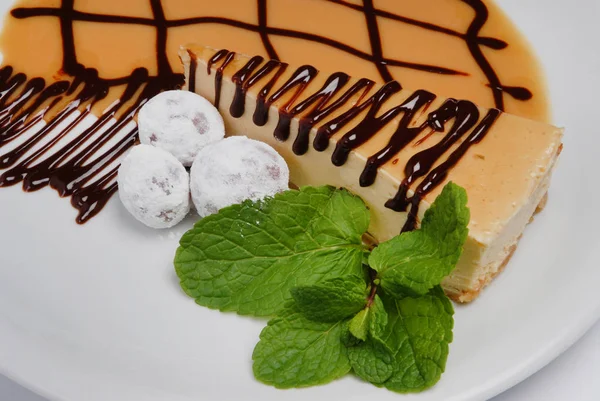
179,45,563,302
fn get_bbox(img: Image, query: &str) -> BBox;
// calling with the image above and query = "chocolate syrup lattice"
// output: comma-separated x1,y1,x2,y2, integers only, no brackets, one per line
0,0,531,224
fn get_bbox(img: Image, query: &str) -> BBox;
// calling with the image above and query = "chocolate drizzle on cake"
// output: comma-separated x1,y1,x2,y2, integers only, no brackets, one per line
388,108,501,232
0,0,531,224
230,56,265,118
202,51,502,232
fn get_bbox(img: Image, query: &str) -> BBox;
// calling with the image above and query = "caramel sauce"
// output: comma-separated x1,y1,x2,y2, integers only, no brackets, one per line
0,0,549,223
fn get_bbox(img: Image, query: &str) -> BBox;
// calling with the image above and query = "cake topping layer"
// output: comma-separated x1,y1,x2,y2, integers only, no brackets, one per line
193,48,505,232
182,46,562,246
0,0,549,223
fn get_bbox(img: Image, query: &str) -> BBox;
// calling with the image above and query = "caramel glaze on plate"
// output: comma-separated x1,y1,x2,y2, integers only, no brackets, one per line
0,0,548,224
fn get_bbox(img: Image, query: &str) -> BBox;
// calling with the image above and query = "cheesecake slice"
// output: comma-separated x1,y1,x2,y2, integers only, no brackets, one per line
179,45,563,302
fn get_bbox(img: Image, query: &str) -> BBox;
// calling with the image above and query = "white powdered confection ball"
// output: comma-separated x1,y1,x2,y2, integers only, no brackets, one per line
137,90,225,166
118,144,190,229
190,136,290,217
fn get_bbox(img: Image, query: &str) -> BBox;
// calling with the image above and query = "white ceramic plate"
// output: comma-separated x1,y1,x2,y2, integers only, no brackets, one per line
1,1,599,400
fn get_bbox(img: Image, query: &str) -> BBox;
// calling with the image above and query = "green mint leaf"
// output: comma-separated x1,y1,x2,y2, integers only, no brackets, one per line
175,186,370,316
369,294,388,341
349,292,387,342
340,320,362,348
347,295,393,384
379,287,454,393
419,182,470,249
369,182,469,297
290,275,367,323
349,308,370,341
252,304,351,388
348,338,394,384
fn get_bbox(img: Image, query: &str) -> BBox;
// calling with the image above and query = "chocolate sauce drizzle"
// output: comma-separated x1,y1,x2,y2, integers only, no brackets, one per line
0,0,530,225
202,52,502,232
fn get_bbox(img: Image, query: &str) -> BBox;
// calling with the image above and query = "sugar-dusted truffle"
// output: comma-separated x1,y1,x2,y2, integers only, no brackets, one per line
138,90,225,166
190,136,289,217
118,145,190,228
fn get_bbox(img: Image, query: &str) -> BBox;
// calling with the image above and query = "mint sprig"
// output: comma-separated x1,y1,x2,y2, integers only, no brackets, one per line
175,186,369,316
175,182,469,392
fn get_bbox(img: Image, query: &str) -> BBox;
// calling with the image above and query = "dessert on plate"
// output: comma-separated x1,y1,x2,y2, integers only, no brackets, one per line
0,0,567,395
180,46,563,302
0,0,562,299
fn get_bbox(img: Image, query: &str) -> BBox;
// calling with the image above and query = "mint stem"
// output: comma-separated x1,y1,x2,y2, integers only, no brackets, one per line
366,268,378,307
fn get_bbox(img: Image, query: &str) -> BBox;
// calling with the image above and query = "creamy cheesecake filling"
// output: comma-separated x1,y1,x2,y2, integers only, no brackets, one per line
181,46,563,302
446,171,555,301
